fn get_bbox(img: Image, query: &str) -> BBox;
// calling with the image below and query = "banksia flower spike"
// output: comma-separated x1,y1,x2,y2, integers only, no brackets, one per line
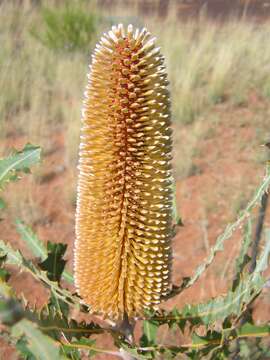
75,24,173,319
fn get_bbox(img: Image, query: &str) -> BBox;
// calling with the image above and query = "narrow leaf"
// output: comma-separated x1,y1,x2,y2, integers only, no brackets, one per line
0,298,24,325
61,338,97,358
12,319,64,360
0,144,41,189
238,322,270,338
16,220,47,260
62,271,74,284
153,235,270,326
16,337,37,360
39,242,67,282
168,164,270,299
232,218,252,290
38,295,103,341
0,240,78,307
192,331,221,347
16,221,74,284
141,319,159,346
120,343,153,359
0,197,6,210
0,256,12,297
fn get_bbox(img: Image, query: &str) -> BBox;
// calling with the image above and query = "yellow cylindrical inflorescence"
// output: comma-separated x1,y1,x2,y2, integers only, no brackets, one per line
75,24,173,319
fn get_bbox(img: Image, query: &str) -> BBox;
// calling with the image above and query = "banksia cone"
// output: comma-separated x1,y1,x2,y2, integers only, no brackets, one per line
75,24,173,319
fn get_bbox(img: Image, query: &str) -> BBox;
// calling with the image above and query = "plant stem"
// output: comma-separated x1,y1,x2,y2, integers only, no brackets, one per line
249,192,269,273
114,312,136,360
117,312,135,343
232,191,269,359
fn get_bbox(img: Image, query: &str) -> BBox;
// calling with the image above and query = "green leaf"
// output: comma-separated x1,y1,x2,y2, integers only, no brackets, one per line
120,343,153,359
252,228,270,276
60,344,81,360
152,235,270,327
62,270,74,284
0,197,6,210
0,240,78,307
238,323,270,338
16,337,37,360
0,144,41,189
141,319,159,346
192,330,221,348
0,298,24,325
168,164,270,299
232,219,252,290
0,255,12,297
0,278,12,298
16,220,47,260
62,338,97,358
171,180,183,231
39,242,67,282
37,295,103,341
0,240,24,266
12,319,65,360
16,220,74,284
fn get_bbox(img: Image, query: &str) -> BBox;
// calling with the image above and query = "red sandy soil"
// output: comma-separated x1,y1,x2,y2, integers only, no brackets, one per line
1,94,270,358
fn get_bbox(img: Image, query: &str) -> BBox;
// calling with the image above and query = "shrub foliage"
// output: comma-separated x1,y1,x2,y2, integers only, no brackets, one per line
0,145,269,359
31,5,99,52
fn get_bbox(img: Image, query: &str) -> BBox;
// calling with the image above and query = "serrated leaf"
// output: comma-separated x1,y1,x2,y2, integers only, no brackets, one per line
16,221,74,284
0,240,23,266
0,278,12,298
168,164,270,299
120,343,153,359
0,256,12,297
0,255,10,280
60,344,81,360
153,235,270,327
0,298,24,325
232,219,252,290
141,319,159,346
16,220,47,260
0,240,78,307
0,144,41,189
253,228,270,274
62,270,74,284
39,242,67,282
16,337,37,360
62,338,97,358
192,331,221,347
238,322,270,337
12,319,65,360
38,295,103,341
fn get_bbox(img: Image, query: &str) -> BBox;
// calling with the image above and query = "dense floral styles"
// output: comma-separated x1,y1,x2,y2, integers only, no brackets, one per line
74,24,173,319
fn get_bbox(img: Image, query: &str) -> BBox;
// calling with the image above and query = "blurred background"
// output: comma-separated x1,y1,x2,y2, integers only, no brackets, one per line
1,0,270,357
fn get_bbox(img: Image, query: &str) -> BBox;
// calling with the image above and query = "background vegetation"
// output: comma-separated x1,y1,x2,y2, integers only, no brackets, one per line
1,0,270,359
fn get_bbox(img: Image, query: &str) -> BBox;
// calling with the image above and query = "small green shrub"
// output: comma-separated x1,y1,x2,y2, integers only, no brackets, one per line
31,5,100,52
0,144,270,359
